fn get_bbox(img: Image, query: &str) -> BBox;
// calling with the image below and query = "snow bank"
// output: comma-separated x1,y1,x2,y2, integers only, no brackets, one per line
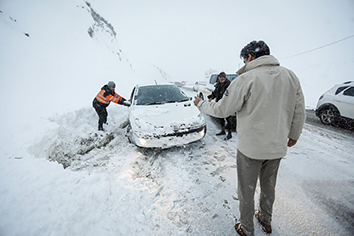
29,106,129,170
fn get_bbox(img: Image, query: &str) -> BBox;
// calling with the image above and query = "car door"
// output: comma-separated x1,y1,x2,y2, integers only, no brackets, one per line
334,86,354,119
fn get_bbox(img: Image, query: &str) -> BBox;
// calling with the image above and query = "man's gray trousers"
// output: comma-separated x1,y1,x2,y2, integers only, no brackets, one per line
236,150,282,235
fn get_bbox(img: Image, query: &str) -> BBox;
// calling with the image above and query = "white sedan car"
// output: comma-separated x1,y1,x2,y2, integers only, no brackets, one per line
127,84,206,148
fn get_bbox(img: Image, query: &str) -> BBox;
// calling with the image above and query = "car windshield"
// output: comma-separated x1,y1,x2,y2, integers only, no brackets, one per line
136,85,189,105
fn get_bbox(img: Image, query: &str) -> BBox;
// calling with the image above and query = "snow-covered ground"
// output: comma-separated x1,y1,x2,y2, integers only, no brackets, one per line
0,88,353,236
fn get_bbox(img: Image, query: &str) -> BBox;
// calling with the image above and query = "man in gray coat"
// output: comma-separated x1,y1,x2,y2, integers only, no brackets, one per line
194,40,306,236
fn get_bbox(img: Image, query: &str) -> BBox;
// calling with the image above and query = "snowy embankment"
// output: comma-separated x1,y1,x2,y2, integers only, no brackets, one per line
1,89,354,235
0,104,238,236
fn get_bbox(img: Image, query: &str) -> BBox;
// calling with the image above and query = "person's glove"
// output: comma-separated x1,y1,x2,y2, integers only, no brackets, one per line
122,101,131,107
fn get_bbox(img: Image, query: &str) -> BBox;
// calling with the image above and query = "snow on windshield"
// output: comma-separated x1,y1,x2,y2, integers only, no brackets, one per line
136,85,188,105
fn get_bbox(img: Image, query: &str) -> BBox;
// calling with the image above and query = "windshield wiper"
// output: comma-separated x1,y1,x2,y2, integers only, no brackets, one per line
143,99,189,105
176,98,190,102
144,101,166,105
163,98,189,104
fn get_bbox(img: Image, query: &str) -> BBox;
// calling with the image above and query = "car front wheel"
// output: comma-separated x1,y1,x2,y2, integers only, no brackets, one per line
319,107,339,125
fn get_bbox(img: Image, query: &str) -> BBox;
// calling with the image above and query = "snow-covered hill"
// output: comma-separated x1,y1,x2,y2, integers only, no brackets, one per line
1,0,133,118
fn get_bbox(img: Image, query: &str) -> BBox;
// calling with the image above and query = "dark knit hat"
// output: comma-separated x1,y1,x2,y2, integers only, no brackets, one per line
108,81,116,88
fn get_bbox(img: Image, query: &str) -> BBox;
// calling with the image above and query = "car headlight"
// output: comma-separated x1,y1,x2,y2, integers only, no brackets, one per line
198,113,205,120
199,127,205,137
139,137,147,146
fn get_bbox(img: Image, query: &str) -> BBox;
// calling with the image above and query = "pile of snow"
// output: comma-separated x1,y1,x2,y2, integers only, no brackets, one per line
29,106,129,170
0,106,239,235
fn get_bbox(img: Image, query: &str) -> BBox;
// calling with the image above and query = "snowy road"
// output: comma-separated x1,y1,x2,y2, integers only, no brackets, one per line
0,88,353,236
305,109,354,137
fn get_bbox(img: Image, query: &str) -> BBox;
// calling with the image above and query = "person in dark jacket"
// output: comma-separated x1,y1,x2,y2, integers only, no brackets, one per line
92,81,128,131
207,72,233,140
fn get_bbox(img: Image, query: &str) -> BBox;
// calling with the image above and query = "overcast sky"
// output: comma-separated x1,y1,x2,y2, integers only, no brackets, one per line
89,0,354,83
1,0,354,115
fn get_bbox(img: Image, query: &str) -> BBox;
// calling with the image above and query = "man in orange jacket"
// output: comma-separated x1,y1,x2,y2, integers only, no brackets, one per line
92,81,128,131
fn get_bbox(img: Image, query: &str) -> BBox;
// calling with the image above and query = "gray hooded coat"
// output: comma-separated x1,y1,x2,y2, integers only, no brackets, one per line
197,55,306,160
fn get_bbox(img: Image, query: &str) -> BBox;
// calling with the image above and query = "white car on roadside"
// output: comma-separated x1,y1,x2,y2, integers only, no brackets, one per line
197,73,238,100
193,81,207,91
196,73,238,130
315,81,354,127
127,84,206,148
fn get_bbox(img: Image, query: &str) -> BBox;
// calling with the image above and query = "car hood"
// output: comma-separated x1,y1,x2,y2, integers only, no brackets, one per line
129,101,205,135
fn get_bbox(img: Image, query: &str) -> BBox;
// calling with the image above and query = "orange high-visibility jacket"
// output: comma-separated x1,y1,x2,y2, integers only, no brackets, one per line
95,86,125,107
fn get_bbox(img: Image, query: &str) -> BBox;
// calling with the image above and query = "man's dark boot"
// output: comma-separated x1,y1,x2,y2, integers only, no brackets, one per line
98,124,105,131
216,127,226,136
255,211,272,234
224,131,232,140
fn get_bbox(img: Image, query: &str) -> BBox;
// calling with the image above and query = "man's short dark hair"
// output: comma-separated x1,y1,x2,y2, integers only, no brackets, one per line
218,72,226,78
240,40,270,59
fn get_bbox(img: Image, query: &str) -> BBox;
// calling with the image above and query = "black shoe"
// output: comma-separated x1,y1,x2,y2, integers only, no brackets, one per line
224,132,232,140
98,126,105,132
216,130,226,136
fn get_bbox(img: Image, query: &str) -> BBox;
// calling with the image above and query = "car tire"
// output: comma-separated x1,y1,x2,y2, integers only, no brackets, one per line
318,106,339,125
347,119,354,130
126,124,133,144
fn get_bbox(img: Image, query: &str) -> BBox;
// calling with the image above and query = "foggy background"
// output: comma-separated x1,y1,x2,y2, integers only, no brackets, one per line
1,0,354,127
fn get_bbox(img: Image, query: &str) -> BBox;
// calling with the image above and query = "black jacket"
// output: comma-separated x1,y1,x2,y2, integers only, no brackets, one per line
207,79,231,102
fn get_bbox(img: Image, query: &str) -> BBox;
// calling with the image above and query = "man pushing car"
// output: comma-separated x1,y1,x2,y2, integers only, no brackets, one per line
92,81,129,131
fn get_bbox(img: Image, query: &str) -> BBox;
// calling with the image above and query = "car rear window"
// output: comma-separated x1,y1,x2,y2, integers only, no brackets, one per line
343,87,354,96
335,86,349,95
209,75,218,84
227,75,238,82
209,74,238,84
